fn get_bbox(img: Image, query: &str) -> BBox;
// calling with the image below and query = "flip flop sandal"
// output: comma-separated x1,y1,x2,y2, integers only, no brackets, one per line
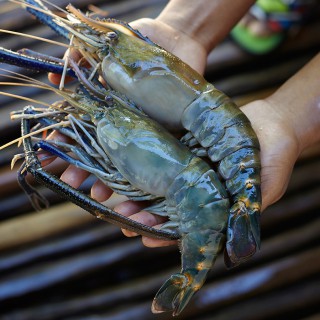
231,0,312,55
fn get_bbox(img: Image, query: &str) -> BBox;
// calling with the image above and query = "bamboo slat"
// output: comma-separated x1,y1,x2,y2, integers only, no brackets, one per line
0,1,319,319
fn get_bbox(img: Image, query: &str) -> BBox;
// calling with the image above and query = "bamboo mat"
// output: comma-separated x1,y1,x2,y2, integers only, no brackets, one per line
0,1,319,319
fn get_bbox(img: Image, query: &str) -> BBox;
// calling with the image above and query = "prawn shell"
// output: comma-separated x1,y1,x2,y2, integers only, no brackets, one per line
166,157,229,232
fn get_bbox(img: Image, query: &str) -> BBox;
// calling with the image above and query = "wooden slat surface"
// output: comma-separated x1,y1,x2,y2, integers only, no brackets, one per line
0,1,319,319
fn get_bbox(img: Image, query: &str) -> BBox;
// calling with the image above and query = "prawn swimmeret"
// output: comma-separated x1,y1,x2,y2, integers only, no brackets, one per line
0,0,261,316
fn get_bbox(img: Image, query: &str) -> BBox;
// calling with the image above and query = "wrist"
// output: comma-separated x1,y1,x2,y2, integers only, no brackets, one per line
293,98,320,153
267,98,320,156
266,88,320,156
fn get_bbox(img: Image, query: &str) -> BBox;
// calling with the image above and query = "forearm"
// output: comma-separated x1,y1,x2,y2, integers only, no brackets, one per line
157,0,255,53
266,53,320,153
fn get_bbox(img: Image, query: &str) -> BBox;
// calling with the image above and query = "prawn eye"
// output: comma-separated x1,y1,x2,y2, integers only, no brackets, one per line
107,31,118,40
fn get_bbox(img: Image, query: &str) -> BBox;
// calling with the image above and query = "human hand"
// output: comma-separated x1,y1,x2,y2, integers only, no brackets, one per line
243,53,320,211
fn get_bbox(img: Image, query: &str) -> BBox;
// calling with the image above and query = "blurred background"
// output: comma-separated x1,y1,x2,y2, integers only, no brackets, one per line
0,0,319,319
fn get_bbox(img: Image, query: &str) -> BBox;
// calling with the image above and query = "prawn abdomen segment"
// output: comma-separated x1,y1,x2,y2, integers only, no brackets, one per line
153,157,229,315
152,230,225,316
181,86,256,149
181,86,262,265
166,157,229,230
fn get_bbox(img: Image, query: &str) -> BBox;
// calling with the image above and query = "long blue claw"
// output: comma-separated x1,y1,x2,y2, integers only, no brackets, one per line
0,47,76,77
24,0,69,39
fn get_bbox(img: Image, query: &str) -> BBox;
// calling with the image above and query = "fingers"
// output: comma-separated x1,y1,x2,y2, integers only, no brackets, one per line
115,200,177,248
241,100,299,211
48,73,74,86
141,227,177,248
91,179,113,202
60,165,91,189
60,165,115,204
40,124,115,204
38,131,72,167
91,182,174,248
48,73,62,86
114,201,152,236
48,48,84,85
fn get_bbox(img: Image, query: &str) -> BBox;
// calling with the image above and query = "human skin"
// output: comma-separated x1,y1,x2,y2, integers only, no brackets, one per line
49,0,320,247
